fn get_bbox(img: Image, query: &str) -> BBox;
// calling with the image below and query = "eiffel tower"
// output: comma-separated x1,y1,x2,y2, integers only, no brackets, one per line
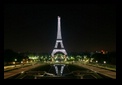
51,16,67,57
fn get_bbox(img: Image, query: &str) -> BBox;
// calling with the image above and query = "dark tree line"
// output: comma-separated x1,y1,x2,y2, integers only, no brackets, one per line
91,52,116,65
4,49,28,63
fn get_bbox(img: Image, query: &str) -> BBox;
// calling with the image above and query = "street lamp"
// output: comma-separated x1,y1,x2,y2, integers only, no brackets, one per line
15,59,17,67
104,61,106,64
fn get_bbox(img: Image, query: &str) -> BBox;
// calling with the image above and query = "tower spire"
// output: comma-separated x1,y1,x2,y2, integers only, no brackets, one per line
57,16,62,39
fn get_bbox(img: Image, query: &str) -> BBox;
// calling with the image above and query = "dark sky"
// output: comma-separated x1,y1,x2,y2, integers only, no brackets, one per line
4,4,116,53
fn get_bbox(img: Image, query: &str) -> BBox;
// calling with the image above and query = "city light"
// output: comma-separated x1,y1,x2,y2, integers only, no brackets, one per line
104,61,106,64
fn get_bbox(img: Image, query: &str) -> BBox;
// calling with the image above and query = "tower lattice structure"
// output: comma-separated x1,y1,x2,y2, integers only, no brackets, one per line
51,16,67,57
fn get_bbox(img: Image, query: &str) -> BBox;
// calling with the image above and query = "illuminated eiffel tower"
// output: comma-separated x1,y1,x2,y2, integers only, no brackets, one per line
51,16,67,58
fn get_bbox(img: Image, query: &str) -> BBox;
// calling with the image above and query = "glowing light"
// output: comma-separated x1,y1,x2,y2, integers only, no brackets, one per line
55,60,59,62
21,71,24,73
101,50,105,54
15,59,17,61
104,61,106,64
13,62,15,64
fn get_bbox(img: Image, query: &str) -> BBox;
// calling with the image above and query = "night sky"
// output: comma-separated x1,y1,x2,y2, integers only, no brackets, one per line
4,4,116,53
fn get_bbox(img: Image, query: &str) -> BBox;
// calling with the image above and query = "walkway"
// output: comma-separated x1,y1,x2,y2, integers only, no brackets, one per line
75,63,116,79
4,63,44,79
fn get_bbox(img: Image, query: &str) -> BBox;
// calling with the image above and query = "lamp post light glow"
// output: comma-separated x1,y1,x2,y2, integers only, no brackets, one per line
96,60,98,63
15,59,17,61
104,61,106,64
21,61,23,63
15,59,17,67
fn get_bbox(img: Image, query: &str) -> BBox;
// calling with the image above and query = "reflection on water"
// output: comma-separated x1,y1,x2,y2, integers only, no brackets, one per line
6,64,113,79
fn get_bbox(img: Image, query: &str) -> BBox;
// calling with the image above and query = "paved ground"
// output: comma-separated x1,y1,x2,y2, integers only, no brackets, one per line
75,63,116,79
4,63,44,79
4,62,116,79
